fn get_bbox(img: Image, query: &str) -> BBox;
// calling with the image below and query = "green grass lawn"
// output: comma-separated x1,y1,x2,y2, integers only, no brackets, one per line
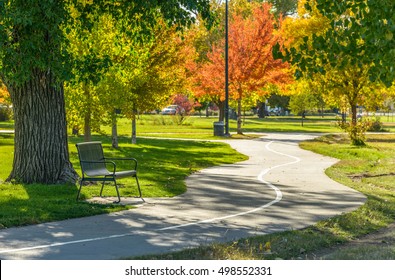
97,114,395,137
0,134,247,228
111,115,344,138
2,114,394,139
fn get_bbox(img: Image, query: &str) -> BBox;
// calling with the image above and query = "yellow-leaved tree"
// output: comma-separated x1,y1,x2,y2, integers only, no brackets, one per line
278,0,391,145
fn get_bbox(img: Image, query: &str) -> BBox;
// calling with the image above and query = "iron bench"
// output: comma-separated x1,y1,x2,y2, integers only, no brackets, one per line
75,141,142,203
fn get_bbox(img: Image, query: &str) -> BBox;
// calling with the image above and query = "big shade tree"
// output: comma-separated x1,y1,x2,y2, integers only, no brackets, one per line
0,0,212,184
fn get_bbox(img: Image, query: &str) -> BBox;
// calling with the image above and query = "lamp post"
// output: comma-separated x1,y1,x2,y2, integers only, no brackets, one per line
224,0,230,137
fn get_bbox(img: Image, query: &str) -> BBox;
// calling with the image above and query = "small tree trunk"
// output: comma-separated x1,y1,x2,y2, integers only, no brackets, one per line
351,104,357,127
349,104,358,144
237,99,243,134
342,110,346,125
218,100,225,122
258,101,266,118
83,111,91,142
83,83,91,142
111,112,118,149
6,70,78,184
131,105,137,144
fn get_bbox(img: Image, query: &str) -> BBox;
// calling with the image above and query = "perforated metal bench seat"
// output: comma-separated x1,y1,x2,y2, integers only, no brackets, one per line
75,141,142,203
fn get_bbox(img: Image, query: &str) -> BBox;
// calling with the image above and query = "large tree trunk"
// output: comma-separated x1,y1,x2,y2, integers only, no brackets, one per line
6,70,78,184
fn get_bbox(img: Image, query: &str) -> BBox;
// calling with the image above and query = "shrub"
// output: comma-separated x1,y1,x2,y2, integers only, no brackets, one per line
0,106,12,121
365,117,386,132
336,117,367,146
336,116,387,146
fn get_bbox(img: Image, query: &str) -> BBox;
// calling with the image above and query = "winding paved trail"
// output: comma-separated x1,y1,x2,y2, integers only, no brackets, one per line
0,133,366,259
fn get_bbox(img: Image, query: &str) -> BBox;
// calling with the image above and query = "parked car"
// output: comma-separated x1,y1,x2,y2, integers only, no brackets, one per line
161,105,185,115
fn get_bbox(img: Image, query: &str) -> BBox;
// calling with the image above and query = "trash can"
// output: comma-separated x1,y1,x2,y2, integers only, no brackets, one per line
213,121,224,136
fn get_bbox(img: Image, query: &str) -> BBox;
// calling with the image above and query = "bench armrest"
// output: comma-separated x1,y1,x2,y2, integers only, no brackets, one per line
79,160,117,174
105,157,138,170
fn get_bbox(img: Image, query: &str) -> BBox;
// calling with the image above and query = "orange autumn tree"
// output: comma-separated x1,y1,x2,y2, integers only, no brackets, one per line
0,79,10,104
190,2,291,134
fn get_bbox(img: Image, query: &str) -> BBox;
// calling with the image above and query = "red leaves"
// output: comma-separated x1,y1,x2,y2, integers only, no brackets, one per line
190,3,291,102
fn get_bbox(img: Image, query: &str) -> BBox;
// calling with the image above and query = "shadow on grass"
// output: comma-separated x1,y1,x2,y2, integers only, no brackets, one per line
69,136,247,197
367,134,395,143
0,121,14,130
0,134,14,147
1,135,246,228
0,182,130,228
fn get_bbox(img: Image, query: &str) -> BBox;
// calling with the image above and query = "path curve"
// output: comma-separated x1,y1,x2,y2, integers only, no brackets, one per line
0,133,366,259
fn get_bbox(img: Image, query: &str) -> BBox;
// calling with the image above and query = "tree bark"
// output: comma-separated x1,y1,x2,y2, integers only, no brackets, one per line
131,105,137,144
348,103,360,145
218,100,225,122
84,111,91,142
258,101,266,118
6,70,78,184
237,98,243,134
83,83,92,142
111,112,118,149
351,104,357,127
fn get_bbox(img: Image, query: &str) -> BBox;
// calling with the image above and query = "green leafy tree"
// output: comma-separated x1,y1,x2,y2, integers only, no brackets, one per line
109,20,193,144
311,0,395,86
287,79,315,125
65,13,114,142
276,0,394,145
0,0,212,184
260,0,298,16
267,92,290,112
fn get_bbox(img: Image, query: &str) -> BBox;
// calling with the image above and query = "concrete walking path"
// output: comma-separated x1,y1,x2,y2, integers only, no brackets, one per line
0,133,366,259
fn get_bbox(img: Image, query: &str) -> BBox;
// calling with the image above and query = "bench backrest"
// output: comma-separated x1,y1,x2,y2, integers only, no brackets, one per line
76,141,107,176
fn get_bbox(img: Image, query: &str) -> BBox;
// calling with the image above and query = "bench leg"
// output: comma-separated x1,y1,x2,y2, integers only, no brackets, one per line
135,175,142,198
101,179,121,203
76,179,84,201
114,179,121,203
100,181,106,197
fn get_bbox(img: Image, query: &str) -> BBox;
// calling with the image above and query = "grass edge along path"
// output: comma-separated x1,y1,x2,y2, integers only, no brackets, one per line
0,135,248,229
132,133,395,260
